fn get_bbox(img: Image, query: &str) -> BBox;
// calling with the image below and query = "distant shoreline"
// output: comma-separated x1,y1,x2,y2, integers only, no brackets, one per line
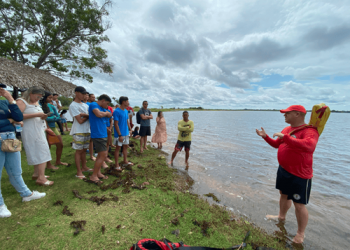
134,108,350,113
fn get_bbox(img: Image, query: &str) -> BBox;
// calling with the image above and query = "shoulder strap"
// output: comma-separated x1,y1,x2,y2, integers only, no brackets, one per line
289,124,313,135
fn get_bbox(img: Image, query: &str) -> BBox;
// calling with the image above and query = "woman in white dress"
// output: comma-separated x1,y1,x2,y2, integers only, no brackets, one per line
16,87,54,186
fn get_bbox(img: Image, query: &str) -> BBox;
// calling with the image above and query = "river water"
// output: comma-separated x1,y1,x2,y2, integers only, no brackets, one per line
147,111,350,250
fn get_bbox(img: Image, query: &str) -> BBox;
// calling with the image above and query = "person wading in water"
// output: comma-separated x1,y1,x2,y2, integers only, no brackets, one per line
256,105,319,244
168,111,194,170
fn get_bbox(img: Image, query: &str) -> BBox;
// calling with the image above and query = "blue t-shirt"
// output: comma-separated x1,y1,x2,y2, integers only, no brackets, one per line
89,102,107,138
86,102,91,106
113,107,129,137
139,108,151,127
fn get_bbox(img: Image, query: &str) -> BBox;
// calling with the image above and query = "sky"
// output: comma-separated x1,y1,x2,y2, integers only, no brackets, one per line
77,0,350,110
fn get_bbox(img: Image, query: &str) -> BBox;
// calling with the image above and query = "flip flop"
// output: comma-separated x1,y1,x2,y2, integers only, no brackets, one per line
114,167,123,172
122,162,134,167
98,175,109,180
75,175,86,179
36,180,54,186
32,175,50,180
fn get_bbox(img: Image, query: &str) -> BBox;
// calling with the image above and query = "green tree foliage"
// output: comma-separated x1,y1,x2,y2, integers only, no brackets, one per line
0,0,113,82
58,95,73,107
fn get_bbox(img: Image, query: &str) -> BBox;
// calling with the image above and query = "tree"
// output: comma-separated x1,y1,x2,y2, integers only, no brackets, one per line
0,0,113,83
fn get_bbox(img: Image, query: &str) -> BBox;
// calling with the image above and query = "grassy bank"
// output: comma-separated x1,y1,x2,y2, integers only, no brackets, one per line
0,132,289,250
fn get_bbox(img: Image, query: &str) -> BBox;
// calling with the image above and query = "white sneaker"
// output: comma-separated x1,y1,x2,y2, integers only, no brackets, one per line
0,205,11,218
22,191,46,202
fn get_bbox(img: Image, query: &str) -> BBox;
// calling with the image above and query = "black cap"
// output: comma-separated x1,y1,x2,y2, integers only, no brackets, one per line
74,86,87,94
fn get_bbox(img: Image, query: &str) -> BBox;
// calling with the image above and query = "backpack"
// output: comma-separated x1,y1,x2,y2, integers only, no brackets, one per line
136,109,141,124
308,103,331,136
129,238,248,250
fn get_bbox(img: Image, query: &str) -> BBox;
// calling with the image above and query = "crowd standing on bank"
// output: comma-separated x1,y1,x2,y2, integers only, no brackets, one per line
0,84,323,245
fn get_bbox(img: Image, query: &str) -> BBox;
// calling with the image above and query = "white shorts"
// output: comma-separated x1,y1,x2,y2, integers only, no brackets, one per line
113,136,129,147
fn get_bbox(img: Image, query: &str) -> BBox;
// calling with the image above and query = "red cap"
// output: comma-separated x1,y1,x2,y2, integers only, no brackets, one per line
280,105,306,114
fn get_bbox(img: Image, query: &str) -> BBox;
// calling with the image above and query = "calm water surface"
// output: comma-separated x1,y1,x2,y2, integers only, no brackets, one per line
149,111,350,250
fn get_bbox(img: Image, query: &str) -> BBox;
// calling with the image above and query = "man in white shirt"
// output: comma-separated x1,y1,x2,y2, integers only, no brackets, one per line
69,87,93,179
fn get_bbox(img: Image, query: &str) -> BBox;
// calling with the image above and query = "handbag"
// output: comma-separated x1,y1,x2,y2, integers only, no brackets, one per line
1,139,22,152
46,129,60,145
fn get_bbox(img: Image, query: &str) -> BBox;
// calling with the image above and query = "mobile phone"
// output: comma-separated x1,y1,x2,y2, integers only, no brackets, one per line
0,83,6,88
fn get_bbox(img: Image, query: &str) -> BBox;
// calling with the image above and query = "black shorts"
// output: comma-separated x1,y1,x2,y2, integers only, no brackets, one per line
276,165,312,205
91,138,108,153
175,140,191,151
139,126,151,136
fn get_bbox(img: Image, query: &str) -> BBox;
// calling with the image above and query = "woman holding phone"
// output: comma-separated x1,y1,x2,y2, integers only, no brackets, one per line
16,87,54,186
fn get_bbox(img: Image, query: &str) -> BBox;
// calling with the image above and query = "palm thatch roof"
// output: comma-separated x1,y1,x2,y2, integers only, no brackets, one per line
0,57,76,96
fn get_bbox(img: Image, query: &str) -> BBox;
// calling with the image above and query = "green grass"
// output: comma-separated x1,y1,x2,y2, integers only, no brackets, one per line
0,130,289,250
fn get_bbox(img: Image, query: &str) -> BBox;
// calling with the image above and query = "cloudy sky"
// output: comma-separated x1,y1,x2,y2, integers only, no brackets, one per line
79,0,350,110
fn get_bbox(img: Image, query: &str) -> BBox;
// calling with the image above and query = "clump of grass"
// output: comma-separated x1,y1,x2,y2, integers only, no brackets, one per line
204,193,221,203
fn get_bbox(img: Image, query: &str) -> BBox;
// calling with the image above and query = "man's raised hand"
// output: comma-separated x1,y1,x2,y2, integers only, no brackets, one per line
256,127,267,138
273,132,284,139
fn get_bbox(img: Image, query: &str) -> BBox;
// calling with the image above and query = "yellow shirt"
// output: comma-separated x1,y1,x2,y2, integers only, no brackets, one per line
177,120,194,141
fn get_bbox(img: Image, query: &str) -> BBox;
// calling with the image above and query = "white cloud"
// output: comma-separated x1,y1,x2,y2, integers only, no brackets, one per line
77,0,350,109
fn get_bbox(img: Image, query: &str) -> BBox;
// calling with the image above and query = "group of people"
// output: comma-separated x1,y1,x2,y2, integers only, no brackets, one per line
1,84,317,245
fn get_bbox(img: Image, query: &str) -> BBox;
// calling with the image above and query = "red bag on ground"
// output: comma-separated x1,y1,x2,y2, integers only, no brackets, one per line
130,238,187,250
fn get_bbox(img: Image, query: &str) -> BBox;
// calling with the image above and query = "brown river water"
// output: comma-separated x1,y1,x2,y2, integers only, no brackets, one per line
148,111,350,250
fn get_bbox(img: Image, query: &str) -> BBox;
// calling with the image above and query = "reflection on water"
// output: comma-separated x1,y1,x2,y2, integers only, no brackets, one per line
149,111,350,250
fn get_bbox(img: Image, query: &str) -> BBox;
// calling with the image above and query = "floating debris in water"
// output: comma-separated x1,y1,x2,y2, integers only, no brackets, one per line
204,193,220,203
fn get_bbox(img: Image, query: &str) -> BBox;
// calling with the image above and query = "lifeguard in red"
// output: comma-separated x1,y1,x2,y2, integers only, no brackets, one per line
264,125,319,179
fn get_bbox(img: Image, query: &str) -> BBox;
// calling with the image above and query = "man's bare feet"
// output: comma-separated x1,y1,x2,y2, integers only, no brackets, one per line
56,162,68,166
97,174,108,180
168,161,173,166
102,162,109,169
47,165,59,170
265,215,285,221
293,233,305,244
90,156,96,161
144,146,148,150
106,157,113,163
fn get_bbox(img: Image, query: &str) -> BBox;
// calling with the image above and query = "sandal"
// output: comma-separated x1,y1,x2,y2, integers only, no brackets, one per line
32,175,50,180
114,167,122,172
98,175,109,180
75,175,86,179
36,180,54,186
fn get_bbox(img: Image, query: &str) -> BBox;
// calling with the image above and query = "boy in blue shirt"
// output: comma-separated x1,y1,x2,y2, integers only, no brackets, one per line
88,94,112,183
113,96,132,171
